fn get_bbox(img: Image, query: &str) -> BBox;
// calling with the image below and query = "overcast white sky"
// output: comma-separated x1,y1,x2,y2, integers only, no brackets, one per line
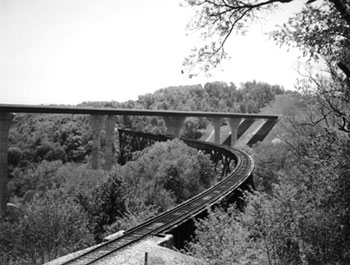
1,0,304,105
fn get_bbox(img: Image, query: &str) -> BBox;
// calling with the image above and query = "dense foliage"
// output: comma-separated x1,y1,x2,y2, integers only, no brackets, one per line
0,189,93,265
272,0,350,134
6,81,283,199
183,0,350,132
3,79,283,264
2,135,215,264
187,93,350,265
182,1,350,264
120,139,215,212
80,81,284,138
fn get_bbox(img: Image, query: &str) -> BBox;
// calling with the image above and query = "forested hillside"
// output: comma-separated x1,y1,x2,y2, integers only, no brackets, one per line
80,81,284,112
1,80,284,264
187,92,350,265
180,0,350,263
8,80,284,175
81,80,285,137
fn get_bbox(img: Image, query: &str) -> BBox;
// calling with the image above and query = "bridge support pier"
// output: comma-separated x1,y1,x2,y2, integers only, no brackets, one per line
212,118,222,144
163,116,185,138
229,118,242,147
104,115,116,171
90,115,106,170
0,113,13,217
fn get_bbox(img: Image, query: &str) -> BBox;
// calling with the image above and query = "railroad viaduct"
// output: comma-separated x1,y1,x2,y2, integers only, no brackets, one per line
0,104,278,217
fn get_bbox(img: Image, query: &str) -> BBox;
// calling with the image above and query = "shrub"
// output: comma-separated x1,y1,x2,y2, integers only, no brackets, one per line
104,197,158,236
0,189,93,265
9,160,64,198
75,171,127,241
187,205,265,265
188,167,350,265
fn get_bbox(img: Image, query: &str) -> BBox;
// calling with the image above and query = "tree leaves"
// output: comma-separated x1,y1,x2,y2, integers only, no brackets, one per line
183,0,293,75
120,139,215,211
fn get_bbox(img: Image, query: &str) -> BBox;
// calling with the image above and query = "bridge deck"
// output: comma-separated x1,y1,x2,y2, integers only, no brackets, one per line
0,104,279,119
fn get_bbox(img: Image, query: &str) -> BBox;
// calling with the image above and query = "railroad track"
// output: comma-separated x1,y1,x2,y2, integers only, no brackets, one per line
59,131,255,265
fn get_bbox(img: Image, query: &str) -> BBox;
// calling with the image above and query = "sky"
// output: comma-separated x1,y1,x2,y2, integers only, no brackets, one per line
1,0,304,105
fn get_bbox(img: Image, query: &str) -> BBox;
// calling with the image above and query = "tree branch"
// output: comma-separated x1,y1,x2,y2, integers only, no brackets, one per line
328,0,350,27
212,7,252,55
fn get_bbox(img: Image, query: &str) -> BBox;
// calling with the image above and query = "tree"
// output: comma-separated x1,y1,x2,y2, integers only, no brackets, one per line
74,171,127,241
183,0,350,72
181,117,203,139
188,133,350,264
0,189,93,265
272,1,350,133
186,206,264,265
120,139,215,212
183,0,350,133
182,0,296,74
179,9,350,256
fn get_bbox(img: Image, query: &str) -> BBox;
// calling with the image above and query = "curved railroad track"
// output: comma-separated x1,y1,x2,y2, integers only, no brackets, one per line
59,130,255,265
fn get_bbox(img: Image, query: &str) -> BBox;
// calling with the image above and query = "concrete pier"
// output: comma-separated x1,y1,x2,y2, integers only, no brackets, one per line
104,115,116,170
90,115,106,170
163,116,185,138
0,113,13,217
229,118,242,146
212,118,222,144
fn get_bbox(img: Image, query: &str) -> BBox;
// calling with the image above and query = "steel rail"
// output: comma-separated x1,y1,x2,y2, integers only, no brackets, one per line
59,132,254,265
